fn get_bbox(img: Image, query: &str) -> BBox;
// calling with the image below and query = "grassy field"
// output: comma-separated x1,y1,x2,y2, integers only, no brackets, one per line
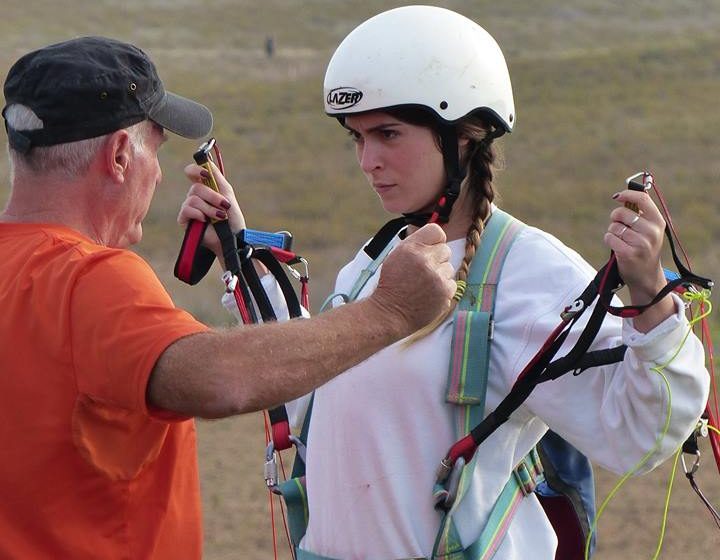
1,1,719,558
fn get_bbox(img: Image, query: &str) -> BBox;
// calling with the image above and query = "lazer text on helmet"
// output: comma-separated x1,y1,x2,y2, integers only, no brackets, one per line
326,87,363,110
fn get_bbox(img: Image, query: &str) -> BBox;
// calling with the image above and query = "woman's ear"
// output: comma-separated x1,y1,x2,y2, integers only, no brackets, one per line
104,129,132,184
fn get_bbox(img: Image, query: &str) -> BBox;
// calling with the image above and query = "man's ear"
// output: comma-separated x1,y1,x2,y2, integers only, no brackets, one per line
104,129,132,184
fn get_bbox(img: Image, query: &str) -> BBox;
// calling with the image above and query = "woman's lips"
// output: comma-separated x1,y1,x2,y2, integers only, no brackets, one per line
373,183,396,194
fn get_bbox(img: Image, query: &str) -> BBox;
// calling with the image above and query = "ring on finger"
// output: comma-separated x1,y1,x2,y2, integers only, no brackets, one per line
628,214,640,227
618,225,628,240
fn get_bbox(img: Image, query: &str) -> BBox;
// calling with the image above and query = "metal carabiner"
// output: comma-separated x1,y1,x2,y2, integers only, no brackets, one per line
681,449,701,477
625,171,654,193
434,456,466,512
287,257,310,282
264,441,281,494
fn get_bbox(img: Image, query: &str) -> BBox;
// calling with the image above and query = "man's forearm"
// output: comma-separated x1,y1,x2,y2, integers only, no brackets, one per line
149,297,408,418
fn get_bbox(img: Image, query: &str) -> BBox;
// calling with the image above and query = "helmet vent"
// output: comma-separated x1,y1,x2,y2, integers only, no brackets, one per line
439,101,448,110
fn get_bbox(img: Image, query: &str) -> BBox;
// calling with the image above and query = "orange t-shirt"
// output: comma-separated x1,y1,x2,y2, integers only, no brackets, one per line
0,223,210,559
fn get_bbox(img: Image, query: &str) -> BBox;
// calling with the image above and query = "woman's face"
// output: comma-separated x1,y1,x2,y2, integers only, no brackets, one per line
344,112,446,215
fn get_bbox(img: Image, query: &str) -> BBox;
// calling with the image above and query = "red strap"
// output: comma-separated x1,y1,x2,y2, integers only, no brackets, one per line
175,220,208,283
271,420,293,451
300,277,310,311
269,247,299,264
233,283,253,324
447,434,477,464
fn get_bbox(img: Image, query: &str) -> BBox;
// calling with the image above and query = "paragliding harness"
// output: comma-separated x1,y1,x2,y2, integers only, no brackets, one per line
275,175,716,559
173,149,719,559
271,209,598,560
173,138,311,488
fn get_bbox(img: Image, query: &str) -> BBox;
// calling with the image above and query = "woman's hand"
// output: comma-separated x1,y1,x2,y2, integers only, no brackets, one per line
178,160,246,257
603,188,675,332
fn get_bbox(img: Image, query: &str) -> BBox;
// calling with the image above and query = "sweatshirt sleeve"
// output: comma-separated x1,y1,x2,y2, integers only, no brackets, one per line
494,227,709,474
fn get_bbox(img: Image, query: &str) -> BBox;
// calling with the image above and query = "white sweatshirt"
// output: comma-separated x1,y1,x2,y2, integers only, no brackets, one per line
290,221,709,560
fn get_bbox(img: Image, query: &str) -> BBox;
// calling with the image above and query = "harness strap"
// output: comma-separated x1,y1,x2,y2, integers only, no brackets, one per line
433,451,545,560
273,393,314,546
434,210,529,560
174,220,216,285
320,218,406,311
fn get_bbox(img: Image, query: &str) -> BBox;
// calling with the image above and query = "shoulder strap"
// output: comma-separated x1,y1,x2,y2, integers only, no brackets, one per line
433,210,528,559
446,209,524,423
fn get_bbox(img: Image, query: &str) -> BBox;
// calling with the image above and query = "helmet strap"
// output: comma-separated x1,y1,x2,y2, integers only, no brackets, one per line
426,124,466,224
403,121,505,227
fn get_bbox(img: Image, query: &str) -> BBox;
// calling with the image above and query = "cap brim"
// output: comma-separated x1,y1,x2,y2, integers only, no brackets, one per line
149,91,213,139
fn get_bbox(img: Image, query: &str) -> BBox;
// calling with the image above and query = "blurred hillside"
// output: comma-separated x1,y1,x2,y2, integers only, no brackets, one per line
1,1,719,558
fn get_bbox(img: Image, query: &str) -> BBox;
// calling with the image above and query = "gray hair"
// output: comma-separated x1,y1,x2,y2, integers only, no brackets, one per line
4,104,149,182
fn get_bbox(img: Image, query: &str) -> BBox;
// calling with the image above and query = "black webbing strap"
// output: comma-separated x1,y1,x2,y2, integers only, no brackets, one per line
431,124,465,224
363,217,407,259
250,247,304,320
238,246,277,323
462,241,712,453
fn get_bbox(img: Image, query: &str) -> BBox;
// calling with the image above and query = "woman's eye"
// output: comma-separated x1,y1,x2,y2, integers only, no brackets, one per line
382,129,398,139
347,130,362,142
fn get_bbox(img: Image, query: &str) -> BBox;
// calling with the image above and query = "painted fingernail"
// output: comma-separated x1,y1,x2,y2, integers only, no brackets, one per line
216,210,227,219
611,192,620,199
220,200,231,210
200,169,211,179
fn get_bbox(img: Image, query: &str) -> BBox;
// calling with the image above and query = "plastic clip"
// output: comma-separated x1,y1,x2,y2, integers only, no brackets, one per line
222,271,238,292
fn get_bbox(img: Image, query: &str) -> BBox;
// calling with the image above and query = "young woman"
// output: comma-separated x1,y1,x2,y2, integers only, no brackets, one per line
179,6,709,559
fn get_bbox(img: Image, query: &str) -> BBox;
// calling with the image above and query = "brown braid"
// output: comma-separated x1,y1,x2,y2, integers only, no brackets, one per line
406,116,498,344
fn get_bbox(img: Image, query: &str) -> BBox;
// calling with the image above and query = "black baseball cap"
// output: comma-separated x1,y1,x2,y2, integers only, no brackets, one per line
2,36,213,153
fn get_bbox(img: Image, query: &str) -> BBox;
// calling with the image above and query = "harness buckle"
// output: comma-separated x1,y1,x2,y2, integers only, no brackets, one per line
512,453,543,496
222,270,238,292
560,299,584,321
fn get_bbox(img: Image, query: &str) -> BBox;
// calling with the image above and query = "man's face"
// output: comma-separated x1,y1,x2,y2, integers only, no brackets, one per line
116,123,167,247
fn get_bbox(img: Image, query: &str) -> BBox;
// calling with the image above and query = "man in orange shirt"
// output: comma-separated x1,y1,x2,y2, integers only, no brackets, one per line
0,37,455,559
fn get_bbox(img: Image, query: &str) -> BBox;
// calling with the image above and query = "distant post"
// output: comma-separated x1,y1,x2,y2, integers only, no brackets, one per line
265,36,275,58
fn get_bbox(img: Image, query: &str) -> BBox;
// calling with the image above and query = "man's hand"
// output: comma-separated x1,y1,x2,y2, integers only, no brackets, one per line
371,223,455,334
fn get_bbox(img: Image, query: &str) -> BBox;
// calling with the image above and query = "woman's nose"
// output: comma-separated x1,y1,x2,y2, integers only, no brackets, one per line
358,141,382,173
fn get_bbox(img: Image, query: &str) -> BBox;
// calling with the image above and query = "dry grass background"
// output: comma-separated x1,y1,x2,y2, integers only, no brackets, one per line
1,1,719,558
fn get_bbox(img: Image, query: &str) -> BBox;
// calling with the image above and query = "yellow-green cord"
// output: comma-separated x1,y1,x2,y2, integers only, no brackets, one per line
584,290,712,559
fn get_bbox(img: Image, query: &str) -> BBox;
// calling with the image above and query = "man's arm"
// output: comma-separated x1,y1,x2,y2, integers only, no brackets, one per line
148,224,455,418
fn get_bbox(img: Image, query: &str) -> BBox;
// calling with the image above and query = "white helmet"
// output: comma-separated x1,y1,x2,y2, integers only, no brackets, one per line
323,5,515,132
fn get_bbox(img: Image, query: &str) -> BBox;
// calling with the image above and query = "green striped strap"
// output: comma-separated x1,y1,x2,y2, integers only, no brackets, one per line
434,451,545,560
445,210,523,410
434,210,532,560
276,476,309,547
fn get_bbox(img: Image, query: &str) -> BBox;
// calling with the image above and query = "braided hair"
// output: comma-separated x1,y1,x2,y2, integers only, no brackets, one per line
405,114,500,344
